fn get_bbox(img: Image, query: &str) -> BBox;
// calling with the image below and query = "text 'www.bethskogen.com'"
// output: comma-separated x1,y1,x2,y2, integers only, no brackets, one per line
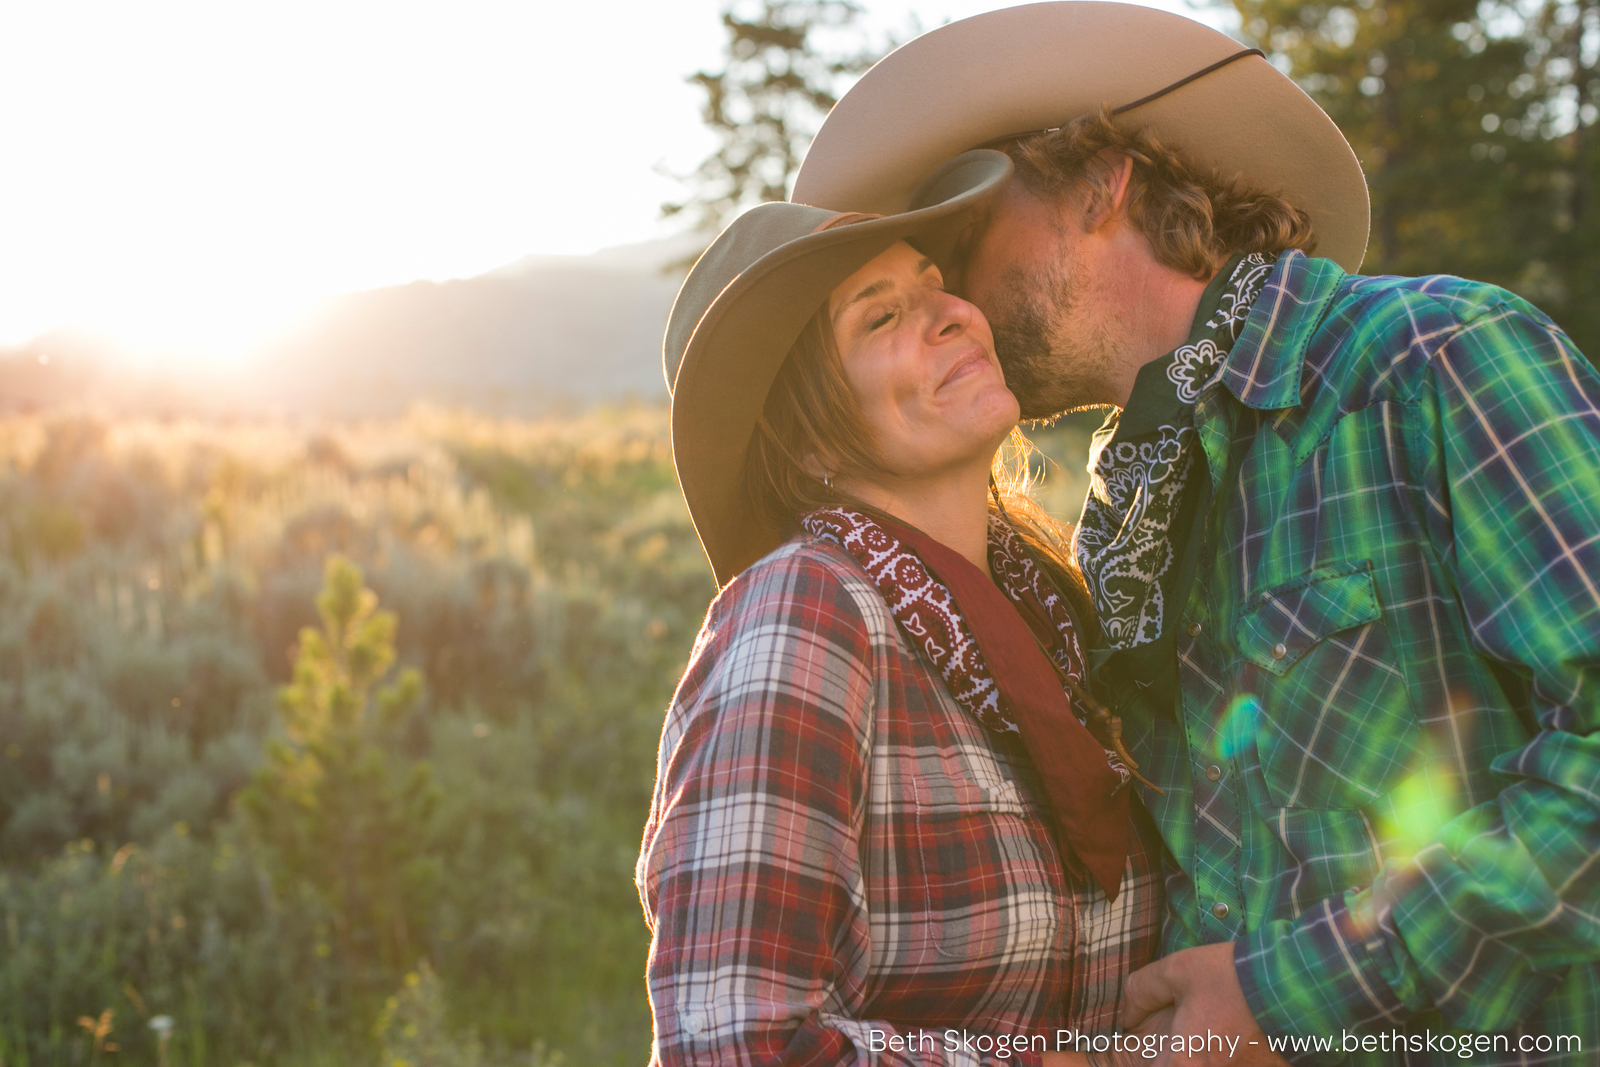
870,1028,1585,1059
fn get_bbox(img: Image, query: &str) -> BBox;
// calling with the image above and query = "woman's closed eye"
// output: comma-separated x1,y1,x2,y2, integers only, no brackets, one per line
836,256,944,338
864,278,944,332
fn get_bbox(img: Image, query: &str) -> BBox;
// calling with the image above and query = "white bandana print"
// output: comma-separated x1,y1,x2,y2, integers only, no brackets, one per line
1075,426,1196,649
1075,253,1275,651
987,514,1089,687
1167,338,1226,404
805,507,1011,732
1204,253,1272,337
803,507,1129,786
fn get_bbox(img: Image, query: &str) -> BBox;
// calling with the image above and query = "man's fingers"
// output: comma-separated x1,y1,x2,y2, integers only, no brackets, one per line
1113,1006,1176,1067
1118,959,1175,1030
1133,1005,1176,1036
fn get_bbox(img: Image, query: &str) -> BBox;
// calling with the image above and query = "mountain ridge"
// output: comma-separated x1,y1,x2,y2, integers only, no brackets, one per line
0,232,710,417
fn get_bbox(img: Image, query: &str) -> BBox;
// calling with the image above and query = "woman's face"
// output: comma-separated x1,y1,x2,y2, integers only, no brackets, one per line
827,240,1019,485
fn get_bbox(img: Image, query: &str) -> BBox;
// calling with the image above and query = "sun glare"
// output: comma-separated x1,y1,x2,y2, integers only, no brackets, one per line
0,0,1223,368
0,0,726,365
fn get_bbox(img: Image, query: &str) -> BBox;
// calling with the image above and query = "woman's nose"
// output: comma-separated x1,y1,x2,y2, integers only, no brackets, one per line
927,290,974,340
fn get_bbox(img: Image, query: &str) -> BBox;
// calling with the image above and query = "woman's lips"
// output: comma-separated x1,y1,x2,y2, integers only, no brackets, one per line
938,349,994,391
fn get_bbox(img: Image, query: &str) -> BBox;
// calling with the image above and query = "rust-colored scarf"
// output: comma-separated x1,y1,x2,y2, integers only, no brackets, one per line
802,507,1130,898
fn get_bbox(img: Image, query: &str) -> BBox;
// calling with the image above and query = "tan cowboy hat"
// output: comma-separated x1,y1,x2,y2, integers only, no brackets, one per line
665,150,1013,587
791,1,1370,272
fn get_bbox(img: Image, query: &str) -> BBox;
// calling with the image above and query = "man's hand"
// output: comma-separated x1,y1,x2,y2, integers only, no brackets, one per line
1118,942,1289,1067
1041,1007,1175,1067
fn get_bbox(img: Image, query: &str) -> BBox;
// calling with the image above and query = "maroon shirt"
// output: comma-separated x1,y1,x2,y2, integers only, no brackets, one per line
637,536,1163,1066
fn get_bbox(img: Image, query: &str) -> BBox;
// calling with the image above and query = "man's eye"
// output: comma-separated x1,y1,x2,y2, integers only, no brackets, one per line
867,311,895,330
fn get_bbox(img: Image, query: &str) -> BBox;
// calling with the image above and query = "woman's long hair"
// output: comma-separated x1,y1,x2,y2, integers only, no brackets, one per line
742,302,1101,645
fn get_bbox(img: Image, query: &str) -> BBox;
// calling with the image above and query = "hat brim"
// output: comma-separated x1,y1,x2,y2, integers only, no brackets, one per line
672,151,1012,587
791,1,1370,273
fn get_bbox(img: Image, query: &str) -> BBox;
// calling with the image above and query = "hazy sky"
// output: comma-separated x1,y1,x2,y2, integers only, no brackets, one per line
0,0,1227,363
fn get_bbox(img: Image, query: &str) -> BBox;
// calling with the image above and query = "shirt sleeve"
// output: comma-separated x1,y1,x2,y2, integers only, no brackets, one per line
636,549,1040,1067
1236,301,1600,1059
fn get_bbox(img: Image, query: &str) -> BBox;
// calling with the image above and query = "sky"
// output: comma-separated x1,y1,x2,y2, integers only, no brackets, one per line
0,0,1229,365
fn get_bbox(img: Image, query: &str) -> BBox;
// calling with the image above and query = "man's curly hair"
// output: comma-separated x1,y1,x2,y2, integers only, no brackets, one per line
1006,109,1316,278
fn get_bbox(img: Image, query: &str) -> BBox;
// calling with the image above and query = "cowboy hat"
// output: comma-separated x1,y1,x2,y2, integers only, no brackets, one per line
791,1,1370,272
665,150,1013,587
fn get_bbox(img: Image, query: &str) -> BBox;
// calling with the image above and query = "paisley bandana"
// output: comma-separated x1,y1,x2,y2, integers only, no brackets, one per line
802,506,1129,787
1075,253,1274,651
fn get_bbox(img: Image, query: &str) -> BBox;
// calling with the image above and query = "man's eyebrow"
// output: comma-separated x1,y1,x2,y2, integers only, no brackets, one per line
832,258,939,324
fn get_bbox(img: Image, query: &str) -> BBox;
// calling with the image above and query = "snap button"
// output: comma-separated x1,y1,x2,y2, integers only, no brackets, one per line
1187,621,1203,637
681,1011,706,1035
1271,642,1287,660
1212,901,1230,920
1205,764,1222,782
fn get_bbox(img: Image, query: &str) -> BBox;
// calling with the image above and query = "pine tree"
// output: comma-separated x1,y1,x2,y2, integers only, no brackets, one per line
1514,0,1600,352
1227,0,1599,354
664,0,891,230
241,555,434,985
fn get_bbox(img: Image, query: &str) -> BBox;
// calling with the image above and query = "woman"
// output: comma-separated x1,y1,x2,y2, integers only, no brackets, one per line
638,151,1164,1067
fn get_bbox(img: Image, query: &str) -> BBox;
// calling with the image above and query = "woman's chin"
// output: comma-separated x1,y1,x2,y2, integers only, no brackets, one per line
958,392,1023,464
969,383,1022,437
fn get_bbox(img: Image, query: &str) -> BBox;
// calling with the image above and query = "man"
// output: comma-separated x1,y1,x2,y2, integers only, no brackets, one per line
792,5,1600,1066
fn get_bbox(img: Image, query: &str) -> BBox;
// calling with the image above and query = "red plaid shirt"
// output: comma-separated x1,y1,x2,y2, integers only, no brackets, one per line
637,536,1164,1066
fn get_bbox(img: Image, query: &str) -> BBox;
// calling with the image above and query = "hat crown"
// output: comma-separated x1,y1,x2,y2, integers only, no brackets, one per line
663,202,837,393
790,0,1369,272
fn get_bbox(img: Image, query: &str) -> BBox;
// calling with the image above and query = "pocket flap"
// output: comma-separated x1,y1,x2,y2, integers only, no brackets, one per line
1236,560,1381,676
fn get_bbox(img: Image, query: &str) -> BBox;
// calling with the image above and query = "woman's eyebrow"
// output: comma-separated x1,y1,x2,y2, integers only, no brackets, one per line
833,279,893,324
833,257,939,325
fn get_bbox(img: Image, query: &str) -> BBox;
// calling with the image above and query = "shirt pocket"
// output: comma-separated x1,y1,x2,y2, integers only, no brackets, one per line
912,750,1063,964
1234,559,1420,809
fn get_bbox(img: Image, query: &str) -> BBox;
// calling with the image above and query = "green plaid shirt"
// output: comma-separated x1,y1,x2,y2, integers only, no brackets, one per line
1094,250,1600,1064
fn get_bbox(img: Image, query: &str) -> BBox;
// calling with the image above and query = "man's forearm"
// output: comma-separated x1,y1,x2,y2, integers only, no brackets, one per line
1236,765,1600,1057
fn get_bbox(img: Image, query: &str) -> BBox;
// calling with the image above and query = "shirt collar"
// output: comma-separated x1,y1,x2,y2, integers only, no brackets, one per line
1113,252,1262,438
1215,249,1349,411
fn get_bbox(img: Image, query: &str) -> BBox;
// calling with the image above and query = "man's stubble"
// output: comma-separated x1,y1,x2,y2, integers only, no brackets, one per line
984,244,1120,420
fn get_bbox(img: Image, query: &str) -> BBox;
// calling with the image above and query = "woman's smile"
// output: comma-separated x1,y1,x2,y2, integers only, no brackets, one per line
828,240,1020,482
937,346,999,393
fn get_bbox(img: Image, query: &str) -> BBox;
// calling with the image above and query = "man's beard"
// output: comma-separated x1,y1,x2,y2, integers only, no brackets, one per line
986,253,1118,420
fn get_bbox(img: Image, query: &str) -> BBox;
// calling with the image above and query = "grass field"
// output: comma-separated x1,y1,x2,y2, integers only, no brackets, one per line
0,405,1096,1066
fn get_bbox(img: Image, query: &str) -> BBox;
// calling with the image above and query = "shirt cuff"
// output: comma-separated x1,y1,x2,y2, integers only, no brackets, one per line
1235,889,1424,1065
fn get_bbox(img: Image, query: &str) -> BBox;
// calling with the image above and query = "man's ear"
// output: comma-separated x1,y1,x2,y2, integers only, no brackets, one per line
1081,150,1135,233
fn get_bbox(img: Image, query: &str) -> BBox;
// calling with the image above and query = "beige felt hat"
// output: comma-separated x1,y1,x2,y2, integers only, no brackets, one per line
791,1,1370,272
665,150,1013,587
